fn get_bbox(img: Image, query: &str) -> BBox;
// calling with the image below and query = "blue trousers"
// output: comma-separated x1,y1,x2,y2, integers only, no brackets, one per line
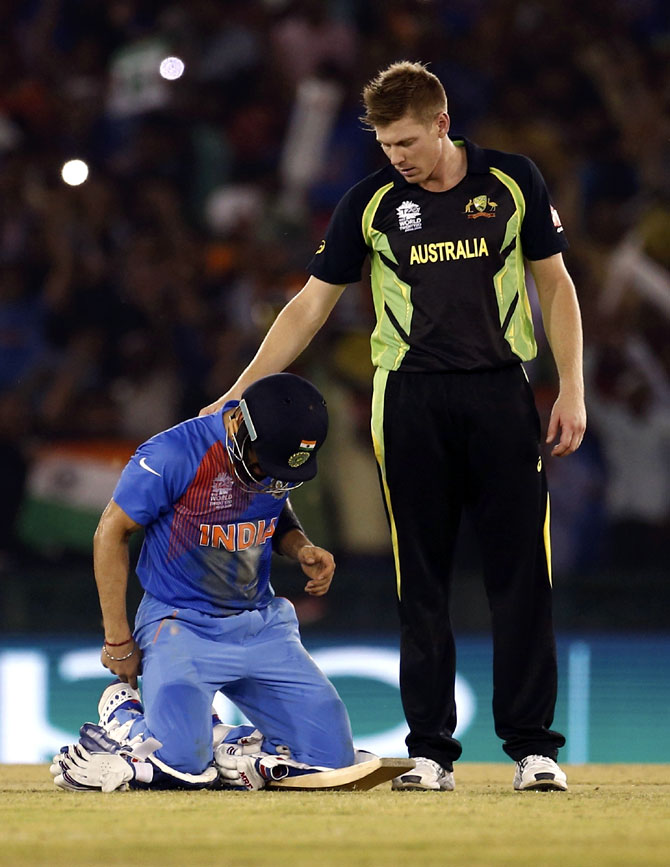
127,593,354,774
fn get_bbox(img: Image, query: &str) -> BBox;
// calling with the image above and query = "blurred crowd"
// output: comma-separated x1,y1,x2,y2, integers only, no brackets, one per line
2,0,670,585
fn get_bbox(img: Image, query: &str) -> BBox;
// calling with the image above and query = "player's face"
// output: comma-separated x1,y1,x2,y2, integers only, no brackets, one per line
244,445,266,481
375,112,448,185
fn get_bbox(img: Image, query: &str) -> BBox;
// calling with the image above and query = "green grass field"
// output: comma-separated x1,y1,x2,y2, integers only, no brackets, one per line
2,764,669,866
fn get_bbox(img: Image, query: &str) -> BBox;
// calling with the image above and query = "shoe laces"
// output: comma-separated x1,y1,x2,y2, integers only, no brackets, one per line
518,755,557,770
414,757,448,778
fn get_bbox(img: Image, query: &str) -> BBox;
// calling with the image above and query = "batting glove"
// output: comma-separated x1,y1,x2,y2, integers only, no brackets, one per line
51,743,137,793
51,723,160,793
214,750,292,790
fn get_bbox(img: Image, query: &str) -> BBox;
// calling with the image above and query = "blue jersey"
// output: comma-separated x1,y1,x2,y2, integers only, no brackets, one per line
112,406,290,615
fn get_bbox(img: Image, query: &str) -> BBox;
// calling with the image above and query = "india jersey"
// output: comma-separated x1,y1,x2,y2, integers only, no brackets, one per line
112,405,289,615
308,137,568,372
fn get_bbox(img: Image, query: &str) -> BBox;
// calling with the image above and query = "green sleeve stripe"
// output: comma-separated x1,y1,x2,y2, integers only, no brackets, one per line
362,182,395,243
490,167,537,361
489,167,525,220
490,167,528,320
368,237,411,369
361,183,412,370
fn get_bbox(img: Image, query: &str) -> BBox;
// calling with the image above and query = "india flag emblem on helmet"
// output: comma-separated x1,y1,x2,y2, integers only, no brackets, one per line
289,440,317,468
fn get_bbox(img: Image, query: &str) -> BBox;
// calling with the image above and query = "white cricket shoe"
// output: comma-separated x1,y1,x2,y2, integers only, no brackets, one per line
391,757,455,791
513,755,568,791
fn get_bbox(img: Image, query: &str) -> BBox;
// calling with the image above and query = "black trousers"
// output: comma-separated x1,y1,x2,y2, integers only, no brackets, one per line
371,365,565,767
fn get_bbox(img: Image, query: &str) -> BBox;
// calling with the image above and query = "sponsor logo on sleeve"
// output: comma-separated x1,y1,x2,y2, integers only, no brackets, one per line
139,457,161,477
550,205,564,233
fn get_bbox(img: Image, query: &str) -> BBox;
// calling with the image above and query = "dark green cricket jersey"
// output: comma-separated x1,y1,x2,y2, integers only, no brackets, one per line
308,137,568,372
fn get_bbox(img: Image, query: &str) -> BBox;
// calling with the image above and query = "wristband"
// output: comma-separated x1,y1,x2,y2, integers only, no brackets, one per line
104,636,133,647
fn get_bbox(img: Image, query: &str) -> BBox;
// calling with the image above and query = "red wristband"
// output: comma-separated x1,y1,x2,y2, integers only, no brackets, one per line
104,636,133,647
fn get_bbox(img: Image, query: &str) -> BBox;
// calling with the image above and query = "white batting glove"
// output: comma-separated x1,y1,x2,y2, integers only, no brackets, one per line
214,750,293,790
51,724,160,793
51,743,137,793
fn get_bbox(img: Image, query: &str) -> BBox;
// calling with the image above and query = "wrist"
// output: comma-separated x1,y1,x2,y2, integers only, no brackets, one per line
104,636,134,647
558,380,584,398
102,644,137,661
558,371,584,390
277,528,309,559
289,538,313,560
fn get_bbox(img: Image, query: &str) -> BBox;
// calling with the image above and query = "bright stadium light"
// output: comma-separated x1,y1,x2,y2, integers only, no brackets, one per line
159,56,185,80
61,159,89,186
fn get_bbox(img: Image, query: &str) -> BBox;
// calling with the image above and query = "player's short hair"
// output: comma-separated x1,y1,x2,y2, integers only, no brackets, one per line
361,61,447,129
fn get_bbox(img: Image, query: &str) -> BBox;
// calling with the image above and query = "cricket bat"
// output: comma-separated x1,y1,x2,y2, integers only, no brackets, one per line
267,757,416,791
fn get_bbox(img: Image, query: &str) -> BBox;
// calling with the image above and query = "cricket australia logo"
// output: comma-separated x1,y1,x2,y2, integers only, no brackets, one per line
210,472,234,509
464,195,497,219
397,201,422,232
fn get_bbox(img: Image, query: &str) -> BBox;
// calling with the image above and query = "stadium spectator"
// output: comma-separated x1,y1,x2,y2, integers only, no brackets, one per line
0,0,668,635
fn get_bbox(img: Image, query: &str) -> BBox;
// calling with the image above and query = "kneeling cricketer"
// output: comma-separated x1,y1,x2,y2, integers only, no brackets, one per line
50,374,412,792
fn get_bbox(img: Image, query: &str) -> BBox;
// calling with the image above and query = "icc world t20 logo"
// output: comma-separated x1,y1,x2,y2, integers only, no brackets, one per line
397,201,422,232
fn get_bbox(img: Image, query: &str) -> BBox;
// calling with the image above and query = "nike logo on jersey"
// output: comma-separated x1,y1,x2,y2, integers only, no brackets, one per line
139,457,161,477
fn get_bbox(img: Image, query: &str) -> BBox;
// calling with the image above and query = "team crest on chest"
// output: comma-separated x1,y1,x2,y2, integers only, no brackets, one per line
464,195,497,218
397,201,422,232
210,472,234,509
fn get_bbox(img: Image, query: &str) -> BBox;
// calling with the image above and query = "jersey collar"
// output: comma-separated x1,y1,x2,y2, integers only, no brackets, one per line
450,136,490,175
392,135,490,190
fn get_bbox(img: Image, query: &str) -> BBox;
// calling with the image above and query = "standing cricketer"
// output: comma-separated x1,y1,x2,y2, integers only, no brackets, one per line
201,61,586,792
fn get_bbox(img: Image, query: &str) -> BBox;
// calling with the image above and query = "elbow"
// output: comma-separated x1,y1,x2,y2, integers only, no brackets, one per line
93,510,106,545
291,281,343,333
93,501,131,549
93,516,109,553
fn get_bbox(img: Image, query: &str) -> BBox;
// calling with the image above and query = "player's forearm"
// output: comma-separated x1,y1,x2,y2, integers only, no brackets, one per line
536,273,584,395
277,528,313,560
93,521,134,641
